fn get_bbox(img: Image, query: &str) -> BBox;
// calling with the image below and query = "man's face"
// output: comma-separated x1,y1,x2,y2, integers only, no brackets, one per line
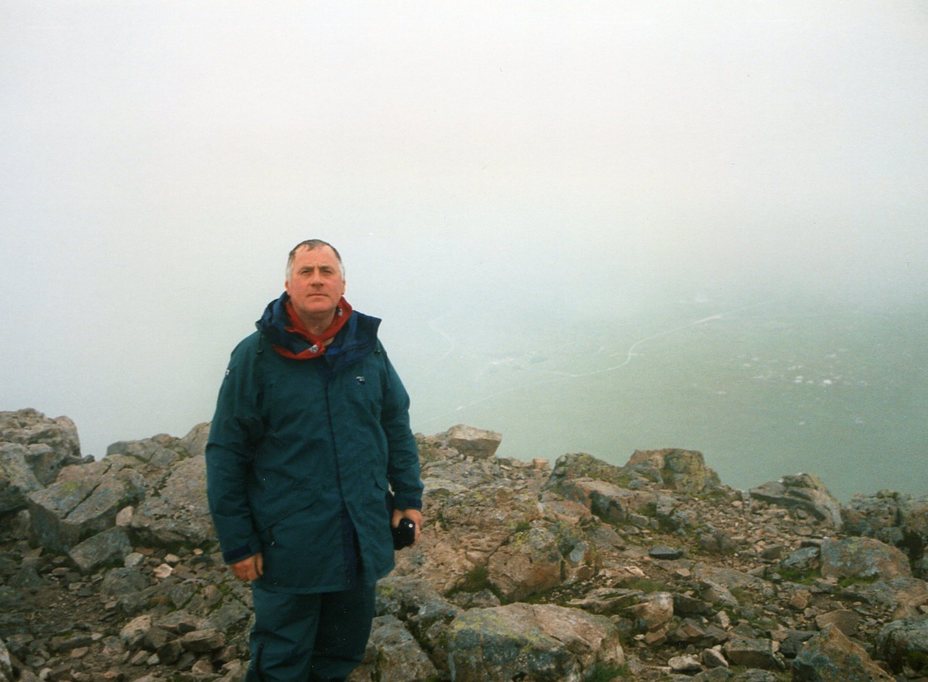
284,245,346,322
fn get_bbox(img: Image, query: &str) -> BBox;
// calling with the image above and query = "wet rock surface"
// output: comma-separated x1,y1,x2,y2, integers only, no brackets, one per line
1,411,927,681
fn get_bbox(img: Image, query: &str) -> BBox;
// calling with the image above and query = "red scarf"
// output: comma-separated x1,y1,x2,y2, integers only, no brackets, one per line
274,297,354,360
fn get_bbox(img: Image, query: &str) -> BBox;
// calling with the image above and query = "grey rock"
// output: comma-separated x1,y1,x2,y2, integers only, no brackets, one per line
750,473,843,529
626,448,721,494
129,456,212,549
486,525,562,601
876,616,928,676
68,527,132,574
669,653,702,673
446,603,623,682
180,629,226,653
0,636,12,682
793,623,893,680
27,458,145,553
820,536,911,581
650,545,684,560
0,408,82,482
0,443,43,514
627,591,675,634
362,615,438,682
722,638,784,671
440,424,503,459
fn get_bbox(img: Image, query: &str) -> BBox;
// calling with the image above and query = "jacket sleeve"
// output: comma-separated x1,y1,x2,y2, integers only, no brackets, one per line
379,345,424,510
205,336,265,563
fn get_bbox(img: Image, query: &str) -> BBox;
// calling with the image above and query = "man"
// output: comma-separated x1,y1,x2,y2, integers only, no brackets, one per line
206,239,424,682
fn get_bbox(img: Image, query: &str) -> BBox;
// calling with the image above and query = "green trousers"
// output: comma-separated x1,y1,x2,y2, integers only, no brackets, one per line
246,582,376,681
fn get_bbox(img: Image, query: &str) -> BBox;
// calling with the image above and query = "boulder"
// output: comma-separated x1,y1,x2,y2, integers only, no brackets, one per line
627,592,674,633
843,491,928,578
793,623,893,680
68,527,132,574
27,457,146,553
722,637,784,671
750,473,843,529
626,448,721,494
544,453,629,490
129,456,213,549
876,616,928,675
437,424,502,460
446,603,623,682
0,443,43,514
486,525,563,601
356,615,438,682
838,576,928,620
0,636,11,682
549,477,657,526
0,408,82,482
820,537,911,581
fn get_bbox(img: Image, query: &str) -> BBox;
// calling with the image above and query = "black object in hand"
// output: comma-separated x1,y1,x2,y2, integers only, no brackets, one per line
392,519,416,549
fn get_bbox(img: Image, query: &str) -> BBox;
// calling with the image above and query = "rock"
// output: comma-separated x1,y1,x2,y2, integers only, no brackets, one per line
843,491,928,580
820,536,912,581
839,575,928,620
669,653,702,673
750,473,843,529
650,545,684,560
793,623,893,680
0,637,12,682
0,409,82,482
179,629,225,653
68,527,132,574
550,477,657,525
27,458,145,553
439,424,502,460
626,448,721,494
544,452,628,489
628,592,674,633
486,525,563,601
129,456,213,549
0,443,43,514
876,616,928,675
179,422,210,458
361,615,438,682
119,615,153,648
722,637,784,671
700,646,728,669
446,603,623,681
814,609,860,636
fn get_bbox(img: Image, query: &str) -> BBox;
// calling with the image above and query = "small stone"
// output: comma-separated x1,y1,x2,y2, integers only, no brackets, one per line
668,654,702,673
152,563,173,579
649,546,684,560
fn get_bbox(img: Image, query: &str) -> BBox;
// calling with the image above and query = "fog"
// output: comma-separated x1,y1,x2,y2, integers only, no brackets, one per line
2,2,926,499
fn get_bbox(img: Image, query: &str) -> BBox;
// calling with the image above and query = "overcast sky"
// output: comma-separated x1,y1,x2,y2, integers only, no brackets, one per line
1,1,926,459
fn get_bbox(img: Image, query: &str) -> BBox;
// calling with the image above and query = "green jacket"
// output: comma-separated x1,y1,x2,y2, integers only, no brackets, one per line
205,297,422,592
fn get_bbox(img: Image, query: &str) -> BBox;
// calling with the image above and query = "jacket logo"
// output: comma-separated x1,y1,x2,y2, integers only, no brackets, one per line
355,376,366,384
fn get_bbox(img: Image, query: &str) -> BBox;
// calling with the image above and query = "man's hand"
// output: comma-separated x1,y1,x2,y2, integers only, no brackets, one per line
230,553,263,581
392,508,424,544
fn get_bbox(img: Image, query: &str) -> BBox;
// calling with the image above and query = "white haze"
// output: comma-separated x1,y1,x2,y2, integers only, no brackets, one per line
1,2,926,499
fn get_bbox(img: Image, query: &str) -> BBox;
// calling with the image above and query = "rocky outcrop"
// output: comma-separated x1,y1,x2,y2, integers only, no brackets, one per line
843,489,928,579
750,472,844,529
1,413,927,681
446,602,624,681
0,409,85,514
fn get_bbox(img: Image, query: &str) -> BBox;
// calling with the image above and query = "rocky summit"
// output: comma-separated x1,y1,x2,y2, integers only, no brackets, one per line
1,409,927,682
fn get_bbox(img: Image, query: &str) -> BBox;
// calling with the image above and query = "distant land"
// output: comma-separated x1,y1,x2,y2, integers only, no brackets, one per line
407,293,927,502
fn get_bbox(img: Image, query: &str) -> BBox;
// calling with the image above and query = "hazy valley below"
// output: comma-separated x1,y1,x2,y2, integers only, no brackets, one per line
405,292,927,502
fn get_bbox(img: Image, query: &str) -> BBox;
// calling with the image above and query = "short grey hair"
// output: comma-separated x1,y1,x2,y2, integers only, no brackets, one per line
286,239,345,280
